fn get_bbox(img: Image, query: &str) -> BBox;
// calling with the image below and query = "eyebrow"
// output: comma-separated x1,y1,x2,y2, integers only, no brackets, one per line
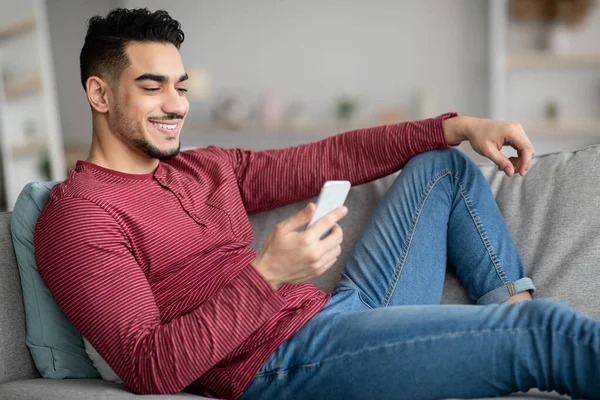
134,73,189,83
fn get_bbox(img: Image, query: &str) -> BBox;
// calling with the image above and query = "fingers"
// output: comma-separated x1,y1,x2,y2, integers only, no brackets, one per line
277,202,316,232
311,235,343,275
317,242,342,267
318,223,344,249
488,147,515,176
508,157,519,173
306,206,348,240
515,142,534,177
297,224,343,275
488,123,534,177
507,124,534,176
314,257,339,277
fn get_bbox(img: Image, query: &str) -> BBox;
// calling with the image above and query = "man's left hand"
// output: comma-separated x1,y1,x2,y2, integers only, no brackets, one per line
444,116,534,177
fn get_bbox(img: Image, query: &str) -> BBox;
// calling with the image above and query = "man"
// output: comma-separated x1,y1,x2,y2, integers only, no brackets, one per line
34,8,600,400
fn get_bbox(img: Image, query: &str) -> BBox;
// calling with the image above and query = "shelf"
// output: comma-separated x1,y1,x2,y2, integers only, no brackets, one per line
521,120,600,136
4,71,42,99
0,15,35,40
507,52,600,69
11,136,48,158
189,120,376,137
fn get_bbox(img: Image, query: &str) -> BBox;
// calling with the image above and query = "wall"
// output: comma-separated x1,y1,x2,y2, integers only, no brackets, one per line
115,0,489,128
42,0,600,166
46,0,120,147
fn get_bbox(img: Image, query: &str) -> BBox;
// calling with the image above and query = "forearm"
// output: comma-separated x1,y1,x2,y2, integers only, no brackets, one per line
56,263,285,395
125,264,286,394
220,112,459,214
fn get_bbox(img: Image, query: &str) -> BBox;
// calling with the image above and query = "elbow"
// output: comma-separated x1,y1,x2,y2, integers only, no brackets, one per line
128,384,180,396
124,346,191,395
125,371,182,396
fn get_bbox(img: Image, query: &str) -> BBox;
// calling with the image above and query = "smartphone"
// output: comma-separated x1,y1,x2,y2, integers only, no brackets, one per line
306,181,351,235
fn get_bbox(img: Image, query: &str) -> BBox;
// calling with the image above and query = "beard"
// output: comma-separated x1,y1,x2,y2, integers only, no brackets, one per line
113,100,181,161
130,136,181,161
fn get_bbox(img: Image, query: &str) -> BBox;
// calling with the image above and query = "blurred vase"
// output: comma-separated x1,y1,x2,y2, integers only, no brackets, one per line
211,92,253,130
261,93,279,131
284,101,309,129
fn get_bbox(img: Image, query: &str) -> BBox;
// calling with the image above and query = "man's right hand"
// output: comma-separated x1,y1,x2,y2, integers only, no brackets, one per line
251,202,348,290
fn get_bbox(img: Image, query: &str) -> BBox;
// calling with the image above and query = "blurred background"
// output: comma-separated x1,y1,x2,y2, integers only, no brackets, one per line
0,0,599,210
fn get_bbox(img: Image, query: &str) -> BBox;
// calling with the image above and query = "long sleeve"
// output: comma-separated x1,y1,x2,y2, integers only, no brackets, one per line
214,113,457,214
34,197,286,395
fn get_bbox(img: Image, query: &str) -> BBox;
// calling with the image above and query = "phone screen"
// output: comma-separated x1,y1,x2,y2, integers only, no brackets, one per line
306,181,351,231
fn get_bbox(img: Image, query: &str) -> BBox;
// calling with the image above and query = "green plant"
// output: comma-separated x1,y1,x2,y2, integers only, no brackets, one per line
335,96,359,120
545,101,559,119
39,156,52,181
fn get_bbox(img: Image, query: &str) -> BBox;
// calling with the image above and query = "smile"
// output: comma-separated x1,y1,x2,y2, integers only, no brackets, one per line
152,122,177,130
149,120,181,137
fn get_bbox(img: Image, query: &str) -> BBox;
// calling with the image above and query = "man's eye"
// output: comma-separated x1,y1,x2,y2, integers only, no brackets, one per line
177,88,188,93
144,88,160,92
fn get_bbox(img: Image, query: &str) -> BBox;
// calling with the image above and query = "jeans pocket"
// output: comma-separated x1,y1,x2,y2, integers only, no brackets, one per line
331,287,352,296
356,290,375,309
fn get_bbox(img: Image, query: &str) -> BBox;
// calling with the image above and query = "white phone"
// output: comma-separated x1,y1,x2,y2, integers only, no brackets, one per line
306,181,351,235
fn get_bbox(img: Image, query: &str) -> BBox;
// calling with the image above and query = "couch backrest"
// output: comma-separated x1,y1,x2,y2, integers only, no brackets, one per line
0,212,40,384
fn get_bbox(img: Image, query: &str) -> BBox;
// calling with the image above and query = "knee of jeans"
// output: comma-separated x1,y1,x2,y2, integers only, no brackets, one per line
405,148,472,172
515,299,571,327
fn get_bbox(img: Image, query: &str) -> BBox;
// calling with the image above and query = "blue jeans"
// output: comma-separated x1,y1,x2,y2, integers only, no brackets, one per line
241,149,600,400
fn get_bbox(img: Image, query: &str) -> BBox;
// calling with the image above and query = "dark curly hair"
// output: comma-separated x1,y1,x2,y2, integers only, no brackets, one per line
79,8,184,90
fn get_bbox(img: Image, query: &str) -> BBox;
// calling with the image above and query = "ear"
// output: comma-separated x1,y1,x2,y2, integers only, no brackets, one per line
85,76,111,113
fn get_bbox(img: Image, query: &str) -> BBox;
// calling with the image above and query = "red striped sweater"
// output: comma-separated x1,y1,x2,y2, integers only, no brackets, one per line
34,113,457,399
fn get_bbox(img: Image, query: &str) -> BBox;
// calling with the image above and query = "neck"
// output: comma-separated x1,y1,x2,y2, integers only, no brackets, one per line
87,117,159,175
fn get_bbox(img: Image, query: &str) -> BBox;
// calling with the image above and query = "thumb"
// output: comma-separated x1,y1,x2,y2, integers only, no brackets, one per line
279,202,316,232
487,147,514,176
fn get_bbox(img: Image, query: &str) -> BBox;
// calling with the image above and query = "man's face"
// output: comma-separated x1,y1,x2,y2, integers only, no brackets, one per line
109,42,189,161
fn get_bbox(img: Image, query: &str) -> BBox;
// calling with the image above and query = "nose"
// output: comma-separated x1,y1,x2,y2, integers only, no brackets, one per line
162,86,188,117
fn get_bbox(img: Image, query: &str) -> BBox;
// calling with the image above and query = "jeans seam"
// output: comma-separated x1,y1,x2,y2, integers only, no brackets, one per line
253,326,600,378
455,172,510,284
382,169,452,307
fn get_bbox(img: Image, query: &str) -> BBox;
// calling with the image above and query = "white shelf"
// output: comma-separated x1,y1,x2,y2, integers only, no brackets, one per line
507,52,600,69
4,71,42,99
0,15,35,40
189,120,376,137
522,120,600,136
0,0,66,211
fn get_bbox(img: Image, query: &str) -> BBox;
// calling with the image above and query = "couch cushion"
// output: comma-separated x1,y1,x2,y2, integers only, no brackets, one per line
0,379,199,399
10,182,99,379
0,379,567,400
442,145,600,321
0,211,39,384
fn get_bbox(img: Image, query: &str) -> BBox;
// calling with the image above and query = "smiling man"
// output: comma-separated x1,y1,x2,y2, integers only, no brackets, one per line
86,40,188,170
33,7,600,400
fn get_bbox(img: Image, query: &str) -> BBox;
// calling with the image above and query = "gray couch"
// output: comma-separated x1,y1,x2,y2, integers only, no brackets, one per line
2,145,600,399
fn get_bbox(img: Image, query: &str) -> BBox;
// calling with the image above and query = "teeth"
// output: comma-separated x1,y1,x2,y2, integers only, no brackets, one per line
152,122,177,130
